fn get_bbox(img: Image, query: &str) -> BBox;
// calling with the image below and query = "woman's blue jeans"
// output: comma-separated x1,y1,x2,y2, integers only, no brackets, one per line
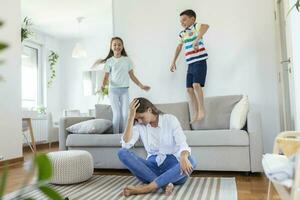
117,148,197,188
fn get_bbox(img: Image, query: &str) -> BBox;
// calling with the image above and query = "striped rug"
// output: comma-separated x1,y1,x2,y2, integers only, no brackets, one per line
5,176,237,200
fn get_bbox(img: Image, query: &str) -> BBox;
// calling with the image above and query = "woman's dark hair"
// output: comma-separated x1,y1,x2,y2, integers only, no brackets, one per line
180,9,196,18
97,37,128,64
136,97,163,116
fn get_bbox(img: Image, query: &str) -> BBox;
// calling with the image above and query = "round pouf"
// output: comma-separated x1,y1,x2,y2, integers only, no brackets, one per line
47,150,93,184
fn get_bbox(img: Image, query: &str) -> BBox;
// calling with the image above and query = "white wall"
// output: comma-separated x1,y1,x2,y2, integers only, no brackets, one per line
288,0,300,130
113,0,281,152
26,30,63,122
0,0,23,160
44,35,63,122
59,34,113,113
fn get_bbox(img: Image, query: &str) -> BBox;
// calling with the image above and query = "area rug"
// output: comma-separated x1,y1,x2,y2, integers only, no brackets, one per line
4,175,237,200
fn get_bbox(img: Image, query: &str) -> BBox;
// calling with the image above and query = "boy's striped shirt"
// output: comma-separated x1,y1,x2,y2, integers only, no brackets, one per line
179,23,208,65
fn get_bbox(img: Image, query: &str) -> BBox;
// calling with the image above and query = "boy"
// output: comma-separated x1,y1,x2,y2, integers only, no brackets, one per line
170,9,209,123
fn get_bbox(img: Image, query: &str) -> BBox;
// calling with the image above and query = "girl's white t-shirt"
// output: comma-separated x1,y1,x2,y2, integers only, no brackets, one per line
104,56,133,88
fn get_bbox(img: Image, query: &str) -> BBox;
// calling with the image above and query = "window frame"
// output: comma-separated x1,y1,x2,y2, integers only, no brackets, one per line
21,41,45,109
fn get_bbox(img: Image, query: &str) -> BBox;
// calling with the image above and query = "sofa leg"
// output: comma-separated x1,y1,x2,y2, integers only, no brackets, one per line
244,171,251,176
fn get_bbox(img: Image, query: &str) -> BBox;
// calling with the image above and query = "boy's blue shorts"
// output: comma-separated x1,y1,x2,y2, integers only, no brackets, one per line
186,59,207,88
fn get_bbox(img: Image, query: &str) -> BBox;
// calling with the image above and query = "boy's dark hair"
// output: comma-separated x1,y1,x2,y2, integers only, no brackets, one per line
180,9,196,18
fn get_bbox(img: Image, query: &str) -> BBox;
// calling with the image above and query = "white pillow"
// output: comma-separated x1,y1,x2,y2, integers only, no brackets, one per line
230,95,249,130
66,119,112,134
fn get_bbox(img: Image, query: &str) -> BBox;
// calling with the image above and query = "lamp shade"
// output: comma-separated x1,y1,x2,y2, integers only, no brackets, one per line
72,42,87,58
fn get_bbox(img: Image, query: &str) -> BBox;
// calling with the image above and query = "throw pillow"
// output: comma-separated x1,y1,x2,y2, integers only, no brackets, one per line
230,95,249,130
66,119,112,134
190,95,242,130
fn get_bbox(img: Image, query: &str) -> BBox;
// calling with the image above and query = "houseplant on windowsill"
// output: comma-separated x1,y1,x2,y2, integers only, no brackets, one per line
36,105,47,115
95,85,109,104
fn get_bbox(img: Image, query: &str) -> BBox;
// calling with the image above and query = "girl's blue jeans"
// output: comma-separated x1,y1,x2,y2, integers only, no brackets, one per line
109,87,129,134
117,148,197,188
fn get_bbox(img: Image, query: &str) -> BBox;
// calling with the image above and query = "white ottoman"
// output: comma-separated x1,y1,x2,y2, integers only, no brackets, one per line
47,150,93,184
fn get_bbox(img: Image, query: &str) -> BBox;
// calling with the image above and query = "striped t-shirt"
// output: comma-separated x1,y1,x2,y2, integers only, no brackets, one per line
179,23,208,65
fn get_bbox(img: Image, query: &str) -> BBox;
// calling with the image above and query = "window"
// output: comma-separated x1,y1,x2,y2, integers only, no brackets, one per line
21,43,44,109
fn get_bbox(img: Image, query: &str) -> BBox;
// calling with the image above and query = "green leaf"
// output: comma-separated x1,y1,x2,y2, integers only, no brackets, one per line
34,154,52,181
0,163,8,198
24,198,35,200
294,0,300,12
39,186,64,200
0,43,8,51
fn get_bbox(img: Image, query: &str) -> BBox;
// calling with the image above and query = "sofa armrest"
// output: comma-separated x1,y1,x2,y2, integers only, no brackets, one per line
247,111,264,172
59,117,94,150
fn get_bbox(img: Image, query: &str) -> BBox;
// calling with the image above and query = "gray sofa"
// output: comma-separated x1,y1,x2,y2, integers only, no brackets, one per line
59,95,263,172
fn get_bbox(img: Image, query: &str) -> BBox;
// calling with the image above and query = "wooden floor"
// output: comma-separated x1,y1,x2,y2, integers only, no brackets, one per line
1,144,280,199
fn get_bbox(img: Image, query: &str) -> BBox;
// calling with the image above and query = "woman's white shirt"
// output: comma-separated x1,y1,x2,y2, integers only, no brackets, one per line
121,114,191,166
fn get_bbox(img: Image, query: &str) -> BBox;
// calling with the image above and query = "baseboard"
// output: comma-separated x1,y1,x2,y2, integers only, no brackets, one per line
23,141,59,152
0,156,24,168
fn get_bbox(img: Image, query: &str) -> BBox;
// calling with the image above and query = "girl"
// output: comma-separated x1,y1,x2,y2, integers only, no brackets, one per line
95,37,150,134
118,98,196,196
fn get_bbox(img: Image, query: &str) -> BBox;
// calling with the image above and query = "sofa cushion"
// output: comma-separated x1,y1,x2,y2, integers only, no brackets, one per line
66,119,112,134
184,130,249,146
66,134,144,147
190,95,242,130
230,95,249,130
95,102,191,130
66,130,248,147
95,104,113,120
155,102,191,130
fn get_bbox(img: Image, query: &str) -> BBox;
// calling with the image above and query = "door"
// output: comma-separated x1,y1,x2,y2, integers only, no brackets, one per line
275,0,296,131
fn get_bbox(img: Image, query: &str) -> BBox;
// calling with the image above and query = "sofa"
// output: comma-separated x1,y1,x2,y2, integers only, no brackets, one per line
59,95,263,172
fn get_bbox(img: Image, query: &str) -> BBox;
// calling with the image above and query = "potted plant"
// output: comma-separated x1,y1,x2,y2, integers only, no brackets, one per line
95,85,109,104
47,51,59,88
21,17,33,42
36,105,47,115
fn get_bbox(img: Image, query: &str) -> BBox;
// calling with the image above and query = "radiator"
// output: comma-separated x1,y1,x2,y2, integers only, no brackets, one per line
23,117,48,144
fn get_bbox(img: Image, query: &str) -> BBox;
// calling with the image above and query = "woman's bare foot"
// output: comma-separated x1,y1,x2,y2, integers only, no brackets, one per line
123,184,156,197
164,183,174,196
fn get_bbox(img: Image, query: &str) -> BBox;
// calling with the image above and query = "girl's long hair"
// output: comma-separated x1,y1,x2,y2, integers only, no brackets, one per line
95,37,128,65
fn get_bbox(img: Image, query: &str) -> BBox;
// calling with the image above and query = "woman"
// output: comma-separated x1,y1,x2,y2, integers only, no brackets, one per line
118,97,196,196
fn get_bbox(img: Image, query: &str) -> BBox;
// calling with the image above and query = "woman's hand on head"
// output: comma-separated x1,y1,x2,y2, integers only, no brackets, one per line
129,99,140,119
